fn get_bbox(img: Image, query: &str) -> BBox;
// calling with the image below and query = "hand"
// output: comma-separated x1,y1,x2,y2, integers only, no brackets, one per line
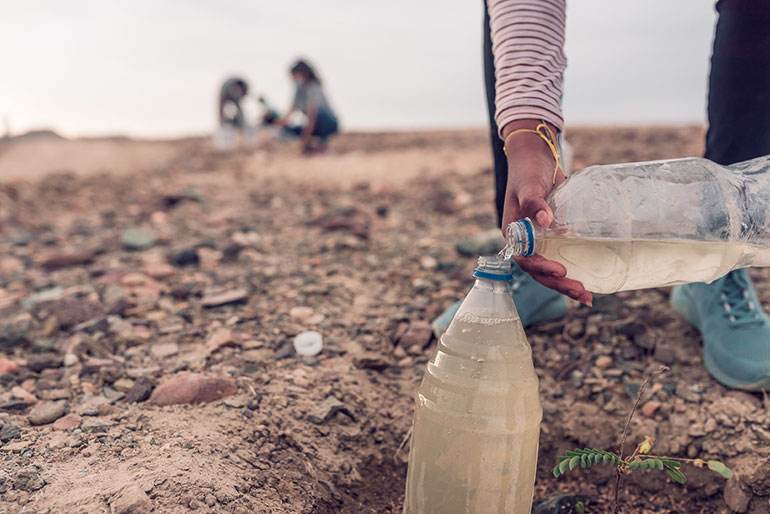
501,120,593,306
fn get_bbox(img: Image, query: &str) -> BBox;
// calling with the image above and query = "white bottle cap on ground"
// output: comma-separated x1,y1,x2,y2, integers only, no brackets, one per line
293,331,323,356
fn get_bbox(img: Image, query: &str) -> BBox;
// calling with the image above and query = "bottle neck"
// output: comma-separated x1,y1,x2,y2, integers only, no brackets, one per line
503,218,536,258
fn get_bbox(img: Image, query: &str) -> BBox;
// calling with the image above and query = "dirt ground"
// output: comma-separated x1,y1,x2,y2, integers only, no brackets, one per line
1,127,769,513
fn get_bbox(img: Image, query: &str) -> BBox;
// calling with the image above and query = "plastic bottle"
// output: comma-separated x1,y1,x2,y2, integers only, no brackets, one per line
503,154,770,293
403,256,542,514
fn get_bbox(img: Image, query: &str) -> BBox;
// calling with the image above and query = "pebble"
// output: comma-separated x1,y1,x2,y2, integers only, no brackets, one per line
595,355,613,369
724,476,751,513
653,344,677,365
81,417,117,432
53,413,82,431
289,306,315,321
641,400,661,418
149,373,237,405
454,229,502,257
125,376,154,403
307,396,355,425
63,353,79,367
11,386,37,404
150,341,179,359
354,355,392,371
0,358,20,374
113,378,135,393
25,352,63,372
205,328,235,354
396,320,433,349
170,248,200,267
200,288,249,308
13,468,46,492
725,390,762,410
0,423,21,442
110,483,153,514
41,252,95,270
120,228,157,251
27,401,67,426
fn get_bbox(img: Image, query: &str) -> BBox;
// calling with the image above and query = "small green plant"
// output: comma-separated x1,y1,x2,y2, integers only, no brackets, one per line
575,500,585,514
550,367,733,513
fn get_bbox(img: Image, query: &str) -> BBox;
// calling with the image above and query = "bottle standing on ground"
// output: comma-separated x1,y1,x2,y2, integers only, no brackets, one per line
503,154,770,294
274,59,339,154
404,256,542,514
216,77,249,150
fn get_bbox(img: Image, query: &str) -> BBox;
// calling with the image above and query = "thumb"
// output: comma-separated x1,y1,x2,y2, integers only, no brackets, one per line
517,185,554,227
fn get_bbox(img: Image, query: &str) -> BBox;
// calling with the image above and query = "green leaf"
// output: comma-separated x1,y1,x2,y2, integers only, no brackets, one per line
707,460,734,479
651,459,664,470
552,467,561,478
629,460,642,470
664,464,687,484
569,456,580,471
559,459,571,475
580,455,587,468
576,501,585,514
662,459,681,469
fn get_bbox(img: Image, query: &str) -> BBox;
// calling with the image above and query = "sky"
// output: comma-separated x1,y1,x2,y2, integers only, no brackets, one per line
1,1,718,138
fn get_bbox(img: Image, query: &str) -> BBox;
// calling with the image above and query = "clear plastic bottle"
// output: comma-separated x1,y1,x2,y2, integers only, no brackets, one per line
403,256,542,514
503,154,770,293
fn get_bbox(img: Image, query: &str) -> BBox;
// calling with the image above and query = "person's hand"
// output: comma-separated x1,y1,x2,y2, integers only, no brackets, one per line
501,120,592,306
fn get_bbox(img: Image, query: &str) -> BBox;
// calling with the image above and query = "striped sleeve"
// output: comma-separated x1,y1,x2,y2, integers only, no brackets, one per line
487,0,567,135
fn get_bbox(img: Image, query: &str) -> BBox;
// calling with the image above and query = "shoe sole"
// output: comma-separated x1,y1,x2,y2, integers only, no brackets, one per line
671,286,770,391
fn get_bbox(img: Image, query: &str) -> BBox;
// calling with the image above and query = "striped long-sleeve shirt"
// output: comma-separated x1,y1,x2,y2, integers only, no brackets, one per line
487,0,567,135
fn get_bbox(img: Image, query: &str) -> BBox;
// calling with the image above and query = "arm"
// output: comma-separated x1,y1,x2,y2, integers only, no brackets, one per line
489,0,592,305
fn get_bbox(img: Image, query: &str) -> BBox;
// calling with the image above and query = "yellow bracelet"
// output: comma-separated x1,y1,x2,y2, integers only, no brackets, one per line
502,122,564,185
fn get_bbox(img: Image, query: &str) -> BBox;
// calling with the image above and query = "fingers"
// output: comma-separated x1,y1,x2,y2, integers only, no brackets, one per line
517,185,554,228
514,256,593,306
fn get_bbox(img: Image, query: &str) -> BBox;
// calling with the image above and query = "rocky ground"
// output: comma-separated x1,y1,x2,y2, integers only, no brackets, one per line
1,127,769,513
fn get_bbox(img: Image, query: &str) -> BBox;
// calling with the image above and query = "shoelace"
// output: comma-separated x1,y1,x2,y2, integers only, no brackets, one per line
720,272,766,328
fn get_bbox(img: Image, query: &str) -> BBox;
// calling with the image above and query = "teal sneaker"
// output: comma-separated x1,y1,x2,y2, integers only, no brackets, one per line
671,269,770,390
432,262,567,338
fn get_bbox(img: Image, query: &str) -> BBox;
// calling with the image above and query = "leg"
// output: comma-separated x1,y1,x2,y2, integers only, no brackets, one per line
483,0,508,228
671,0,770,390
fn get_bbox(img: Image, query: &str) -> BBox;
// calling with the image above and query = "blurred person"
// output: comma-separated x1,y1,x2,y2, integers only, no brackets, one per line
475,0,770,390
275,59,339,154
218,77,249,129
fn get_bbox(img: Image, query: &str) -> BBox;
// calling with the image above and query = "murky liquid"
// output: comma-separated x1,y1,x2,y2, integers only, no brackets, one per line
502,237,770,294
403,315,542,514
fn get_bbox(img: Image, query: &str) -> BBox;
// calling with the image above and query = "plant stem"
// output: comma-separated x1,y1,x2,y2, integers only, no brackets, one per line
613,366,668,513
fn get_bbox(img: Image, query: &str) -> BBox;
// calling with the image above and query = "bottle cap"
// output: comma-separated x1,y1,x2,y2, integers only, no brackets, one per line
473,256,513,281
293,331,323,356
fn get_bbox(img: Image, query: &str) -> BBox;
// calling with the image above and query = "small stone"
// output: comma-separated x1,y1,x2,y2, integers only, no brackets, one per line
31,298,103,330
725,390,762,410
27,401,67,425
25,352,63,372
149,373,237,405
113,378,135,393
41,252,94,270
0,358,20,374
653,344,677,365
455,229,503,257
125,376,154,403
81,417,117,432
37,388,71,401
13,467,46,492
142,262,176,280
63,353,78,367
307,396,355,425
571,370,585,389
724,476,751,513
53,413,82,431
11,386,37,404
0,423,21,442
120,228,157,251
273,340,294,360
641,400,661,418
595,355,613,369
110,483,152,514
419,256,438,270
289,306,315,321
354,354,392,371
200,288,249,308
205,328,236,354
396,320,434,349
170,248,200,267
150,341,179,359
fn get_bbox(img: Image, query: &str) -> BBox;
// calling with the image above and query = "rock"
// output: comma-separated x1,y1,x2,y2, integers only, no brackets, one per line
205,328,236,354
125,376,154,403
200,288,249,308
641,400,661,418
289,306,315,321
11,386,37,404
307,396,355,424
419,256,438,270
724,476,751,513
13,467,46,492
110,483,153,514
725,390,762,410
31,297,104,330
653,343,677,365
0,423,20,442
113,378,135,393
53,413,82,431
170,248,200,267
81,417,117,432
395,320,433,349
120,228,157,251
273,340,294,360
150,341,179,359
0,358,20,374
354,355,392,371
595,355,613,369
149,373,237,405
25,352,63,372
41,251,95,270
455,229,503,257
64,353,78,366
28,401,67,425
142,262,176,280
21,286,64,311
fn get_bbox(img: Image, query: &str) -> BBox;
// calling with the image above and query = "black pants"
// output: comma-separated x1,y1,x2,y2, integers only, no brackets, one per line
483,0,770,228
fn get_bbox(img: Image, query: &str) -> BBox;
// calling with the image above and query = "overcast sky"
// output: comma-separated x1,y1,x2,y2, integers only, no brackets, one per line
1,1,717,138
